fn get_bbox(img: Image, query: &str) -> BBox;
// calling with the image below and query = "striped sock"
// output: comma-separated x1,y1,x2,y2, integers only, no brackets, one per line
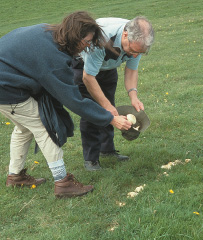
48,159,66,182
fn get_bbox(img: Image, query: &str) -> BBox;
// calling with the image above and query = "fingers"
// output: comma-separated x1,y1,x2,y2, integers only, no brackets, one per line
139,102,144,111
110,116,132,130
120,116,132,130
133,101,144,112
122,121,132,130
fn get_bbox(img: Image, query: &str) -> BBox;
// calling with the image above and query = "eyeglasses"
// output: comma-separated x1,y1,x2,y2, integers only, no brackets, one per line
128,42,146,56
82,38,92,45
128,50,143,55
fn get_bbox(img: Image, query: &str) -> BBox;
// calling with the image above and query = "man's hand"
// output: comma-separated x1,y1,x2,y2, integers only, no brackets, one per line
131,95,144,112
110,115,132,130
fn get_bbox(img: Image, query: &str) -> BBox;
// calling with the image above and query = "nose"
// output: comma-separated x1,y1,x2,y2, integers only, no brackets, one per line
85,42,91,47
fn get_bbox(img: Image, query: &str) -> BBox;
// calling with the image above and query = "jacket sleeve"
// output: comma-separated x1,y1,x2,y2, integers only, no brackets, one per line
39,64,113,127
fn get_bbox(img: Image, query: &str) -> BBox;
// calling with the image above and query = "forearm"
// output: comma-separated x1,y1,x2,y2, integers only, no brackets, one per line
124,67,138,99
83,71,112,109
124,67,144,111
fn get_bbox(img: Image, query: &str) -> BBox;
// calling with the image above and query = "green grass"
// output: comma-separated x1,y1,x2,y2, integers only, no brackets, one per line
0,0,203,239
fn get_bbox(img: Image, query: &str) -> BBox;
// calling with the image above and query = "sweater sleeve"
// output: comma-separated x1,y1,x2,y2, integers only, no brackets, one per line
3,25,114,127
39,65,114,127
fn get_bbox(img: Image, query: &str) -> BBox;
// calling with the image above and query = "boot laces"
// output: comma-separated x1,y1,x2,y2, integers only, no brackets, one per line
67,174,83,187
19,168,35,181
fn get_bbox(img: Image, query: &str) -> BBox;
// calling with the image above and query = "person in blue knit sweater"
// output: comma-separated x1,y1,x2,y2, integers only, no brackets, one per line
0,11,131,198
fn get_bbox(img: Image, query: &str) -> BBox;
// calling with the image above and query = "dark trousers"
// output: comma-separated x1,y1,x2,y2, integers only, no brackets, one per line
73,66,118,162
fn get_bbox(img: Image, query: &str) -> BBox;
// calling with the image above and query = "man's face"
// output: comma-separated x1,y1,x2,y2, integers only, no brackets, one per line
122,31,146,58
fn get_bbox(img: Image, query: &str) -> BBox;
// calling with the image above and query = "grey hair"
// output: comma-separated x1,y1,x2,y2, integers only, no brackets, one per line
124,16,154,53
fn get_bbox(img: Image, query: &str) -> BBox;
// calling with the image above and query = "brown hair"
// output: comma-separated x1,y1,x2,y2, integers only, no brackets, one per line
46,11,106,56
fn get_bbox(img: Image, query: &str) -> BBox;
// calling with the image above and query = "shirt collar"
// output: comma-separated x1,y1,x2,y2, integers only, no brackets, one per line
112,25,125,51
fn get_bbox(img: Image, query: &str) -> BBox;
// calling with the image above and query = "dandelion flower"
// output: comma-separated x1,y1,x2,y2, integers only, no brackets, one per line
166,92,169,95
5,122,10,125
34,161,39,164
193,212,200,215
31,184,36,189
169,189,174,194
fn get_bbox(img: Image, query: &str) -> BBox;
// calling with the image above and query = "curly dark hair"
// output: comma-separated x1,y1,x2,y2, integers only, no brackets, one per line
46,11,106,56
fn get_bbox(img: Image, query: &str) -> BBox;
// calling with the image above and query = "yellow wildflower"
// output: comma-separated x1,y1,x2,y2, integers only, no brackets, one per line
193,212,200,215
31,184,36,189
169,189,174,194
166,92,169,95
5,122,10,125
34,161,39,164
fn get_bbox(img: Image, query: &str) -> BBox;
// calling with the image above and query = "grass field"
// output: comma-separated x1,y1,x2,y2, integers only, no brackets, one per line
0,0,202,239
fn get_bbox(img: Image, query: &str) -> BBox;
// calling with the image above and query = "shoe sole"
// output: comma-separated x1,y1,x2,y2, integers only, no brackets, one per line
100,154,130,161
55,188,94,198
6,180,46,187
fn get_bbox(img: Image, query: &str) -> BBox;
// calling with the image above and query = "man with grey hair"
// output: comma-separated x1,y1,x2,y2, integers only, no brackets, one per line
72,16,154,171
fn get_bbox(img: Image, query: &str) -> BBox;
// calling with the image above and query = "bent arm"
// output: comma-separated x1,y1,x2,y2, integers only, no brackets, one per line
83,70,118,115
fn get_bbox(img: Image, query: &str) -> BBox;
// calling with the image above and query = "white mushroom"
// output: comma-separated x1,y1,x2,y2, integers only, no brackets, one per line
127,114,136,124
133,126,140,131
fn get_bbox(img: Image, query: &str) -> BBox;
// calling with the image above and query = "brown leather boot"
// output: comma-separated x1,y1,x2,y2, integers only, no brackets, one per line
6,168,46,187
54,173,94,198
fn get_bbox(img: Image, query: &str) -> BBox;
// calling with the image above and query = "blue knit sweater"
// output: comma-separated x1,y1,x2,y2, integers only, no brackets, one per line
0,24,113,127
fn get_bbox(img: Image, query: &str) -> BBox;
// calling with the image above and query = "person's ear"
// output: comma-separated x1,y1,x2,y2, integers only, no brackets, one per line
123,30,128,39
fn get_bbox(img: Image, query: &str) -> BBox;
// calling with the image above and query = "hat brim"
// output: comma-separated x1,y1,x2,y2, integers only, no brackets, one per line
116,105,150,132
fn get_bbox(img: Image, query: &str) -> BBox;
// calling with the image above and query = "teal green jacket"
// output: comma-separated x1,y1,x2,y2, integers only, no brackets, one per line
0,24,113,127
